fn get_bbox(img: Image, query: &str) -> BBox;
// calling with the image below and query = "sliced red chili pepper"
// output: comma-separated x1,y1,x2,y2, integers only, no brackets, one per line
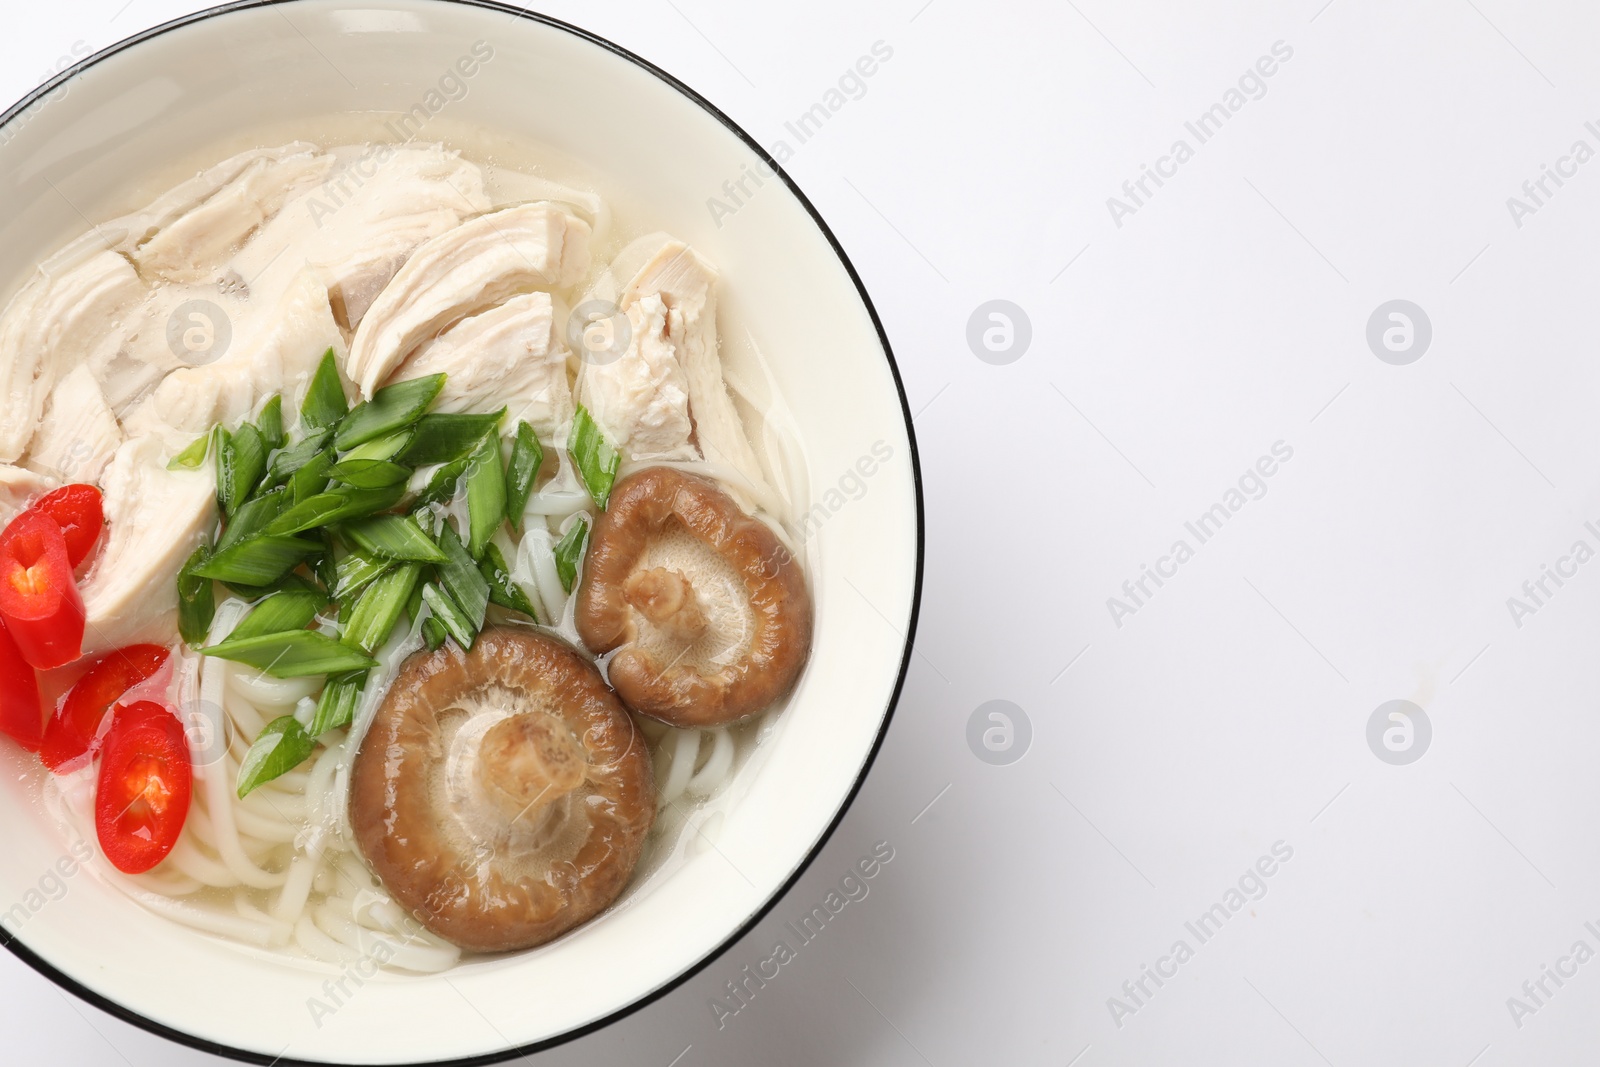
95,701,191,874
28,484,104,569
0,621,43,751
0,511,85,670
40,644,170,773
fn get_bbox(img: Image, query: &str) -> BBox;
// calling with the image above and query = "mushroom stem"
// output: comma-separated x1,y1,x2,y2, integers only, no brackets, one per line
478,713,586,823
623,567,708,642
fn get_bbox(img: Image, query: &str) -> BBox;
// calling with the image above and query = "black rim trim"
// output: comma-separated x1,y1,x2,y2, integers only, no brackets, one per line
0,2,927,1063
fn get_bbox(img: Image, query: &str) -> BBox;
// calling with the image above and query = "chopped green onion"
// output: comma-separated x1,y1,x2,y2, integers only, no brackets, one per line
480,543,538,619
309,672,366,736
291,448,336,503
167,434,210,471
333,550,390,600
421,582,477,651
568,405,620,510
236,716,317,798
554,518,589,594
264,484,405,536
342,429,414,464
505,421,543,530
342,563,421,654
218,487,288,551
301,348,349,432
191,535,321,587
312,531,339,593
464,433,505,560
422,617,447,652
342,514,445,563
177,546,215,644
414,457,469,509
257,395,285,451
229,587,328,642
334,373,445,450
220,572,320,602
265,430,333,488
398,411,504,467
437,522,490,630
202,629,377,678
217,423,267,517
327,459,412,489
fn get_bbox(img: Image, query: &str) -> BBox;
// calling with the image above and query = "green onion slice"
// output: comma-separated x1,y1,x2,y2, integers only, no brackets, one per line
264,484,405,536
191,535,320,587
568,406,620,510
236,716,317,798
480,543,538,619
257,395,285,451
333,550,391,600
554,517,589,594
301,349,350,432
309,672,366,736
341,563,422,654
421,582,477,651
342,514,446,563
229,587,329,642
414,457,469,509
265,430,333,488
202,629,377,678
177,546,215,645
168,434,210,471
334,373,445,450
399,411,504,467
505,421,543,530
437,522,490,630
464,433,505,560
327,459,412,489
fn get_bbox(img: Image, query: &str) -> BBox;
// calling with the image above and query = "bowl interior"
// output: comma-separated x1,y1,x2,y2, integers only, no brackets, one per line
0,2,918,1062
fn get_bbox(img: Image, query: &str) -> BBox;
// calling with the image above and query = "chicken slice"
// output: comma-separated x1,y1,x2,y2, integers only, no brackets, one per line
120,270,345,453
25,364,123,483
79,436,216,657
97,143,321,254
392,291,574,443
133,146,334,283
580,294,697,461
345,202,591,397
620,239,766,490
0,466,55,531
0,249,146,463
231,143,490,332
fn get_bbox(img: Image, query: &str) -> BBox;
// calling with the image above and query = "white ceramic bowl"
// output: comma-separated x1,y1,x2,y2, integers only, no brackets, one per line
0,2,921,1063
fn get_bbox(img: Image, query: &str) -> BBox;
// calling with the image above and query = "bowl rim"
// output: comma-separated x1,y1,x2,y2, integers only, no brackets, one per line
0,0,925,1063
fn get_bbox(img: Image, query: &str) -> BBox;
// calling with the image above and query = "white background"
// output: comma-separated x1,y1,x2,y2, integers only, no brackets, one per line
6,1,1600,1064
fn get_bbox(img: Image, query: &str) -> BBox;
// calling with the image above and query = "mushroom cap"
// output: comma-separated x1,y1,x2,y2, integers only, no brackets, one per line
349,628,655,953
576,466,812,728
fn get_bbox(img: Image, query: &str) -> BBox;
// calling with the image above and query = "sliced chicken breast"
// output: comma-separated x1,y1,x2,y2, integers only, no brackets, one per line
580,294,697,461
345,202,591,397
0,249,146,463
25,364,123,483
133,147,335,283
620,239,766,489
97,143,321,255
231,143,490,332
121,270,345,453
392,291,574,443
79,436,216,658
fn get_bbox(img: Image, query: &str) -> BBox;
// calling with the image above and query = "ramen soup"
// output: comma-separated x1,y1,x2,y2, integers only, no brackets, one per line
0,135,813,972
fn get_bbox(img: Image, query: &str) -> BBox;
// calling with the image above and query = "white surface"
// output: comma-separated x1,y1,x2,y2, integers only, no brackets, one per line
1,0,1595,1064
